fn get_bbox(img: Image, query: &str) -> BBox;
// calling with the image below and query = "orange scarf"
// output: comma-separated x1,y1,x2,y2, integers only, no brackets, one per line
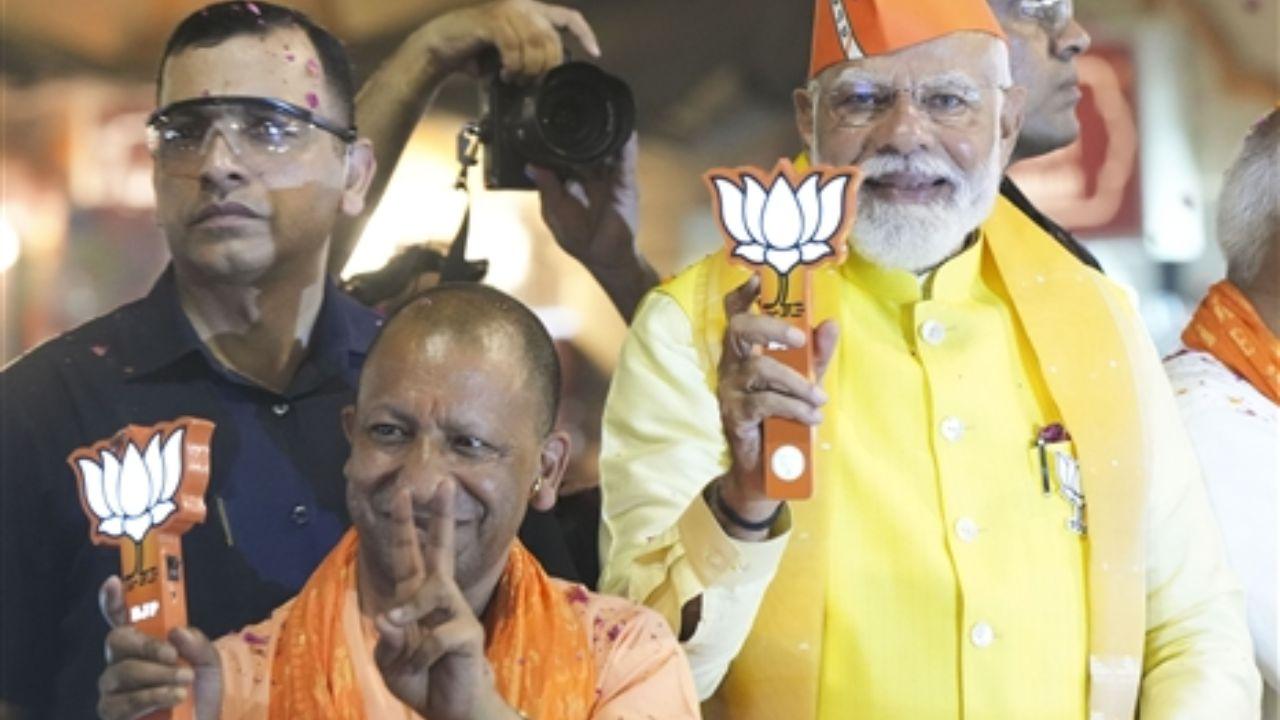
1182,280,1280,404
267,530,597,719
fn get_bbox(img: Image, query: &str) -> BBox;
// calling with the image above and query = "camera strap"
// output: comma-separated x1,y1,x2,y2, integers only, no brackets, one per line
442,121,483,283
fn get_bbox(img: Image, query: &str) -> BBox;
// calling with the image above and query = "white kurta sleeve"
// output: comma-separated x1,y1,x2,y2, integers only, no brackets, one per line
597,290,790,699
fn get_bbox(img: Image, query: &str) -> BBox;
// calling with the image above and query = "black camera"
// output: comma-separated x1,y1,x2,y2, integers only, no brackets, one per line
478,50,635,189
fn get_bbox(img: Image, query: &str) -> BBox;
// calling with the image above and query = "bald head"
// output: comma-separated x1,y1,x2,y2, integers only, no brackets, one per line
364,284,561,435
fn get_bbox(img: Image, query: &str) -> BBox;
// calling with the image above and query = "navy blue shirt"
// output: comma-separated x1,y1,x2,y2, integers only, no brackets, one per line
0,267,380,717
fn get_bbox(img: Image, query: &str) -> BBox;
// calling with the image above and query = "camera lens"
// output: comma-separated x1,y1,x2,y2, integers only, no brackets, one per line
537,70,623,163
481,56,635,189
521,63,634,167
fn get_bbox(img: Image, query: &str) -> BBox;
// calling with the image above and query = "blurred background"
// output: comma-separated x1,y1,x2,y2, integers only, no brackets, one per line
1,0,1276,373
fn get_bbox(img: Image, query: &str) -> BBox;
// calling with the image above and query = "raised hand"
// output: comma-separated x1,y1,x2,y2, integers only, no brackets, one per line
412,0,599,83
373,479,517,720
529,134,660,322
713,275,839,536
96,576,222,720
330,0,603,275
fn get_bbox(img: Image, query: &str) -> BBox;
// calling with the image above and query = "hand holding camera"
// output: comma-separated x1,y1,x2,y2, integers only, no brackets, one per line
343,0,656,321
463,7,649,318
409,0,600,84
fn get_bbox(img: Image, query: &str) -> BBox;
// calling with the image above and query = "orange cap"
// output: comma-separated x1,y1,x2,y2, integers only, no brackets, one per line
809,0,1007,79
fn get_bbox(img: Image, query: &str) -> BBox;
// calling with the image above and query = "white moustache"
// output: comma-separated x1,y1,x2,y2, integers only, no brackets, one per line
859,153,965,196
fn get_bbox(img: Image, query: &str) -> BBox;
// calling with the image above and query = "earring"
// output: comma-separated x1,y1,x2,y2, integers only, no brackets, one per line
533,477,544,493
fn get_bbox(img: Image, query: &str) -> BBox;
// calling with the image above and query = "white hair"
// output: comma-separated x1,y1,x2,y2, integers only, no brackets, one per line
849,114,1005,272
807,35,1010,273
1217,111,1280,285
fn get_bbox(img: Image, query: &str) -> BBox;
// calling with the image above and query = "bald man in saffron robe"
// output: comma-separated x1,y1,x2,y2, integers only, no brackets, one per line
96,284,699,720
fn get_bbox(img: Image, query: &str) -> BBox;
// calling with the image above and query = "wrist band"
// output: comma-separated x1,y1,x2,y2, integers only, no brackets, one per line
707,480,784,532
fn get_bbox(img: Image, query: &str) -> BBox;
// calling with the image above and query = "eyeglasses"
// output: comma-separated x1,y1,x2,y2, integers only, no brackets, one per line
820,78,1006,129
1016,0,1074,37
145,95,356,176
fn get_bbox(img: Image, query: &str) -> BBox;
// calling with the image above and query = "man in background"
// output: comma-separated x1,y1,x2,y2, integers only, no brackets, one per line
1166,106,1280,716
987,0,1103,271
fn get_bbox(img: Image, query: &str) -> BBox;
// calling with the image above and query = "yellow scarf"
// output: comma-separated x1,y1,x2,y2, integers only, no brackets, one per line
672,177,1147,719
268,530,598,719
1183,280,1280,403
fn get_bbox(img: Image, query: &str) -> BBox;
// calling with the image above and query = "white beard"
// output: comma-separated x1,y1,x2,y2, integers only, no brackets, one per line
845,139,1004,274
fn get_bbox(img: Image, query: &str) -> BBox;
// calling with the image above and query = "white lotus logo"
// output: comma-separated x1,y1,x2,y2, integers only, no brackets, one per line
77,429,186,543
710,167,853,276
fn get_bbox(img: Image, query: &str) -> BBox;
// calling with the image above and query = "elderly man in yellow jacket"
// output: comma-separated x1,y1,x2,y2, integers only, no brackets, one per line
597,0,1261,717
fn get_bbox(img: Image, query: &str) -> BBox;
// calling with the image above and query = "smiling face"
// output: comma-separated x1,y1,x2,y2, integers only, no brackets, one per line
154,26,370,286
794,32,1024,272
343,304,567,599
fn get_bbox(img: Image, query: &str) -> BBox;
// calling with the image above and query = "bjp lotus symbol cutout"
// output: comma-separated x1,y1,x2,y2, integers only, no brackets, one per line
67,418,214,720
76,428,187,544
704,159,861,500
708,160,859,311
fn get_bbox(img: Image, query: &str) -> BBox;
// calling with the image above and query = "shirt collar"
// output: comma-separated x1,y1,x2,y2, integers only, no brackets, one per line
116,266,207,379
927,232,986,302
838,232,987,305
122,264,381,390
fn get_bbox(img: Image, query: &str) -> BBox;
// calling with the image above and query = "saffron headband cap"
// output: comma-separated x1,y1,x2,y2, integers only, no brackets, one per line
809,0,1007,79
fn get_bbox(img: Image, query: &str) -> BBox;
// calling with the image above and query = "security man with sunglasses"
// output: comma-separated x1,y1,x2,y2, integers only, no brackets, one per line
0,2,597,717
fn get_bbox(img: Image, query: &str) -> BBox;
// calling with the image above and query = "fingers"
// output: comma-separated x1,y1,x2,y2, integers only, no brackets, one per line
545,5,600,57
97,684,188,720
529,165,573,210
105,626,178,666
418,615,486,667
374,609,484,680
721,356,826,427
617,132,639,177
98,627,189,720
813,320,841,383
717,276,832,484
423,0,598,81
494,17,529,82
99,575,126,628
725,310,807,362
381,479,465,633
99,658,193,695
423,478,456,581
723,275,762,321
496,4,575,83
168,627,218,671
373,613,414,673
385,485,427,605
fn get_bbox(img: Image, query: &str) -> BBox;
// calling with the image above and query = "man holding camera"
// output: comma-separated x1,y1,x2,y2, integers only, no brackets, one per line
0,2,612,717
330,0,657,323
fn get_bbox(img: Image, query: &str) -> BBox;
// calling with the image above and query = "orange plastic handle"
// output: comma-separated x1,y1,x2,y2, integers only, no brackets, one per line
759,270,816,499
